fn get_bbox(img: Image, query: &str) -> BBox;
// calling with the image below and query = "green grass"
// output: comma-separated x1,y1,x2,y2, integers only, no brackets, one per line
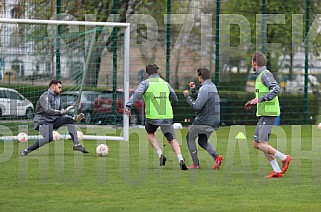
1,125,321,211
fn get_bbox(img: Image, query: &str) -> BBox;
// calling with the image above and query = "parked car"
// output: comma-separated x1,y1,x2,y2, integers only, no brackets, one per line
0,87,34,119
60,91,102,123
92,89,144,125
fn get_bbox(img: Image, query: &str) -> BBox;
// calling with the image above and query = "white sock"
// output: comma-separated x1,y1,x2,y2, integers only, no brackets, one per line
176,154,183,162
156,149,163,158
274,151,287,161
270,159,281,173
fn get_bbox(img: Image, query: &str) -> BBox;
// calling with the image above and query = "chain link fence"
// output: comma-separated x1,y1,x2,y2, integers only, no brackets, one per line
0,0,319,125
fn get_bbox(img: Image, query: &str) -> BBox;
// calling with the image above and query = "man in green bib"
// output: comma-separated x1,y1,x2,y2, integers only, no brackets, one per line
126,64,187,170
245,52,291,178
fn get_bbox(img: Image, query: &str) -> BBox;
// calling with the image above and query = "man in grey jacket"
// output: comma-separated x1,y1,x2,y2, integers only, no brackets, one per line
20,80,89,156
183,68,223,169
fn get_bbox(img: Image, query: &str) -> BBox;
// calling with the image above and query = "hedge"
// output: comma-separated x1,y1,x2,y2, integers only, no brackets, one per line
174,91,319,125
1,83,319,125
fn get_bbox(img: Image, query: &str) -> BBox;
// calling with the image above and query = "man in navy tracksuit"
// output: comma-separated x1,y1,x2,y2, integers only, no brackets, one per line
20,80,88,156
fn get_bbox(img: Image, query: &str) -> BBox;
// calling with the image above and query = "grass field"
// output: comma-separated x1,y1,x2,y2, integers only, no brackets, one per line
1,125,321,211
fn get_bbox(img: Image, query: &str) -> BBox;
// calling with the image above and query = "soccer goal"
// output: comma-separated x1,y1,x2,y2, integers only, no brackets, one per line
0,17,130,141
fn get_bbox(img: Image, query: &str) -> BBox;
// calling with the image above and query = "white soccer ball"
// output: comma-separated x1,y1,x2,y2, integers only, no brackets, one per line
53,131,61,141
77,131,84,141
17,132,28,143
96,144,109,157
173,123,183,129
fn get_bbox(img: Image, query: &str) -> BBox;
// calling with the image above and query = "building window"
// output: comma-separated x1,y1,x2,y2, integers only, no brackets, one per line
46,61,51,73
36,64,40,73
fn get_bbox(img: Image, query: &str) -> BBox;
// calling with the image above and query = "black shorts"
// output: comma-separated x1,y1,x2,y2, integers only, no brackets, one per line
145,122,176,141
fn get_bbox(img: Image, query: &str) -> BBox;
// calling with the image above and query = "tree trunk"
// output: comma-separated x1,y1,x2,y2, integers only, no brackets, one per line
174,48,182,89
85,46,104,87
288,52,294,81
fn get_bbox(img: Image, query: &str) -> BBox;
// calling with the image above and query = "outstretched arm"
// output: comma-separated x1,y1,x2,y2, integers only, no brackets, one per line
125,81,148,117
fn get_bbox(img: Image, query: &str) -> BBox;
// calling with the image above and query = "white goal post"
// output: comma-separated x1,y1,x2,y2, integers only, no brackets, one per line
0,18,130,142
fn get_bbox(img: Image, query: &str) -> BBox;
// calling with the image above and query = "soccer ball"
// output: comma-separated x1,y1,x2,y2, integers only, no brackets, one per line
53,131,61,141
17,132,28,142
318,123,321,130
96,144,109,157
77,131,84,141
173,123,183,129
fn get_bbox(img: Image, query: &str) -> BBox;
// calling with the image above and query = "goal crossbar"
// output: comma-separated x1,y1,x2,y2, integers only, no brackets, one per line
0,18,130,28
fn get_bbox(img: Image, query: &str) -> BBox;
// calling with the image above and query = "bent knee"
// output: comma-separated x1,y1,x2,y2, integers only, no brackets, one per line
147,132,154,137
164,132,174,141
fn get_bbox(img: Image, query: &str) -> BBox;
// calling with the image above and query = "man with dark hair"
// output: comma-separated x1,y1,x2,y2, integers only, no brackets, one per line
20,80,89,156
245,52,291,178
125,64,187,170
183,68,223,170
145,64,159,75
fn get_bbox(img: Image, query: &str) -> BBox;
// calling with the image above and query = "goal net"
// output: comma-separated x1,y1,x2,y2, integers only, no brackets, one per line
0,17,130,141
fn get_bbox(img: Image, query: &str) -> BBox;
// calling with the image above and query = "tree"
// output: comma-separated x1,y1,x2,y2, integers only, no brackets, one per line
21,1,216,87
27,0,168,86
222,0,321,80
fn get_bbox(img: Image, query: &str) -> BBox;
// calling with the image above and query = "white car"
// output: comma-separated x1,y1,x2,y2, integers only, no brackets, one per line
0,87,34,119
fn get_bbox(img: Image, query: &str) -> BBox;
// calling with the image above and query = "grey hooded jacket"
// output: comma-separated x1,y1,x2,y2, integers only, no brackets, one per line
185,79,220,130
33,89,63,129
